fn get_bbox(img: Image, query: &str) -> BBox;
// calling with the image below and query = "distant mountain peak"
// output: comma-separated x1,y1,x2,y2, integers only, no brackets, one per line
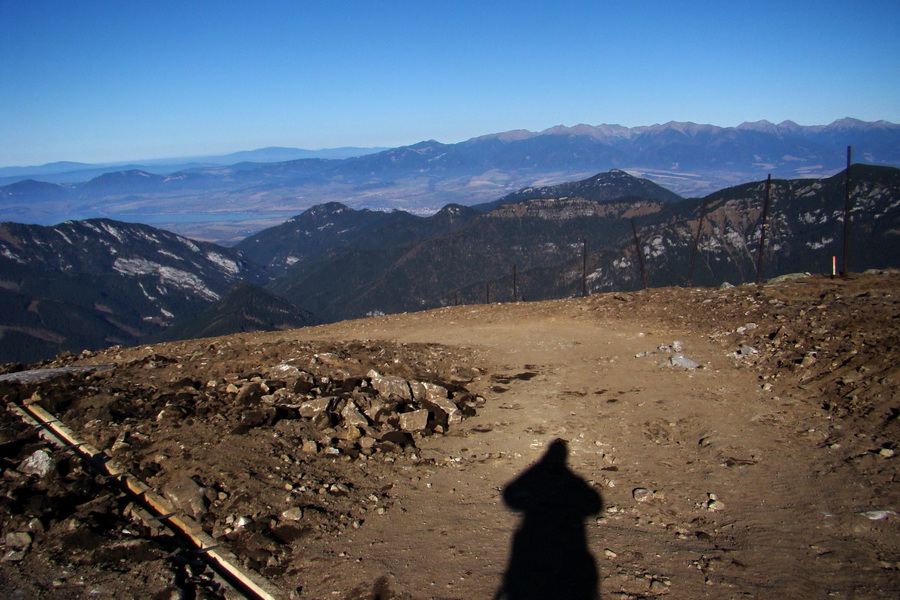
105,169,154,178
826,117,898,131
476,169,683,213
84,169,163,187
432,203,480,223
467,129,537,143
303,202,352,218
408,140,443,149
1,179,69,194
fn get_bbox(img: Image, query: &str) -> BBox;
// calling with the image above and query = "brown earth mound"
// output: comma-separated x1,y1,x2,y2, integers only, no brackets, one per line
2,271,898,599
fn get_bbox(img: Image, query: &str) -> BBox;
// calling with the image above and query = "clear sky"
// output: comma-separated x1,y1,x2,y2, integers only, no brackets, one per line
1,0,898,166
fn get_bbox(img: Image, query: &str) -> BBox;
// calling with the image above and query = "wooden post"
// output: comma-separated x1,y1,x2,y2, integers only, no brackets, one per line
842,146,852,276
756,174,772,284
582,238,588,297
686,199,707,286
631,219,648,289
513,264,519,302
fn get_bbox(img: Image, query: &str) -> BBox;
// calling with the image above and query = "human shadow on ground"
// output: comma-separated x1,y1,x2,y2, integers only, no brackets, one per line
495,438,603,600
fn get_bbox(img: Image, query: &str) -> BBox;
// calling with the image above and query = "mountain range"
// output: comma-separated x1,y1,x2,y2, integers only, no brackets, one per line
1,118,896,243
1,165,897,364
0,219,266,363
0,146,387,183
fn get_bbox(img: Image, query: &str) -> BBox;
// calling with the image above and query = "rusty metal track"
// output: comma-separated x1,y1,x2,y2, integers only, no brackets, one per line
7,398,282,600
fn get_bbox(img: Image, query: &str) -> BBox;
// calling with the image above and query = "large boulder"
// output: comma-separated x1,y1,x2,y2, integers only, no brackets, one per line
410,381,461,424
367,370,412,400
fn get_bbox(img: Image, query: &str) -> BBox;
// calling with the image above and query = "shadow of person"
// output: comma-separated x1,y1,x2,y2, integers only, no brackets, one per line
495,438,603,600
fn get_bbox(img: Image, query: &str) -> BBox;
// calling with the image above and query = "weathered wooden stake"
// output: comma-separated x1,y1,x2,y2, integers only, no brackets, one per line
512,264,518,302
631,219,648,289
755,174,772,284
842,146,852,276
582,238,588,297
686,199,707,286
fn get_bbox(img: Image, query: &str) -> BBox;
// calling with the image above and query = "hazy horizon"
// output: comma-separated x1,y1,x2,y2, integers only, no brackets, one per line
2,1,898,166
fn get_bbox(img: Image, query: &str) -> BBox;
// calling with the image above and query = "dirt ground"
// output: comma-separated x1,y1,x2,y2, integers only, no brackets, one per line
1,271,898,599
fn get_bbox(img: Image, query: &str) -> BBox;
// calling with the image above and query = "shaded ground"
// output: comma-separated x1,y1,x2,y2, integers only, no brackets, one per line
2,271,898,599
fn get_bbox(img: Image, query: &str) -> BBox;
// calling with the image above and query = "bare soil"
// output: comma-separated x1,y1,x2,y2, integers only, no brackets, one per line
2,272,898,599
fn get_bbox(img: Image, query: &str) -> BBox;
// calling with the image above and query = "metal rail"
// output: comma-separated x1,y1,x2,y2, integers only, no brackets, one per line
6,398,282,600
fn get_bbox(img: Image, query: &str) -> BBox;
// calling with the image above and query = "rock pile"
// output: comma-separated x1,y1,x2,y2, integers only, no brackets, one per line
1,338,487,597
210,364,484,459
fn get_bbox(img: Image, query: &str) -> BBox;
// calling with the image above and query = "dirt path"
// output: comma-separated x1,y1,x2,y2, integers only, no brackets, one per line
284,298,884,600
3,279,896,600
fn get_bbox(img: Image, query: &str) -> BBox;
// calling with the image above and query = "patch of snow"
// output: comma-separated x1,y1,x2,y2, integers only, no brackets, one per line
138,231,160,244
138,282,157,301
114,258,158,277
798,211,819,225
724,229,746,248
157,249,182,260
1,247,24,263
53,229,73,245
160,307,174,318
113,258,220,301
646,235,666,258
206,251,240,275
100,222,125,243
180,237,201,252
807,237,834,250
158,266,220,301
285,256,299,265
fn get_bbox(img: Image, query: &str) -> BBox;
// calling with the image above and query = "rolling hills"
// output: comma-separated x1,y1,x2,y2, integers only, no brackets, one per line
1,119,897,242
1,166,898,364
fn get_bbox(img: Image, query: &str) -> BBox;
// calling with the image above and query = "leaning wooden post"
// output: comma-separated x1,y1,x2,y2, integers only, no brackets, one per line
755,174,772,284
582,238,588,297
512,264,518,302
686,199,707,286
841,146,852,276
631,219,648,289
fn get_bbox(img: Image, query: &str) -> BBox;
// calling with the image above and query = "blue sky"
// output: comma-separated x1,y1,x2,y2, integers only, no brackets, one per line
1,0,898,166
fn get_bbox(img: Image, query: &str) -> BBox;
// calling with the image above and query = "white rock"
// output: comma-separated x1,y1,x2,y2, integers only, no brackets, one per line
281,507,304,521
632,488,654,502
399,409,430,432
860,510,896,521
18,450,54,477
